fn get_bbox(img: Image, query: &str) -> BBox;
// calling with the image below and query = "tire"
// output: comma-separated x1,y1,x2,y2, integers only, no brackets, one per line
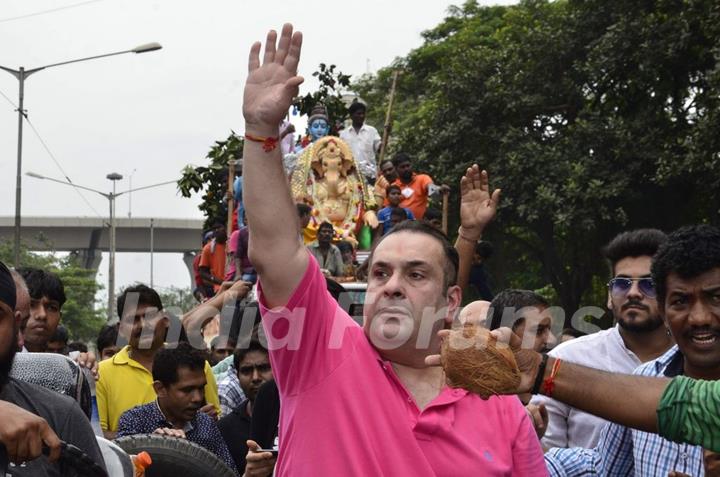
114,434,236,477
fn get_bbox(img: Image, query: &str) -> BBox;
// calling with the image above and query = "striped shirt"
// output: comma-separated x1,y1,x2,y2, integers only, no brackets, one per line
545,346,705,476
659,375,720,453
217,363,246,416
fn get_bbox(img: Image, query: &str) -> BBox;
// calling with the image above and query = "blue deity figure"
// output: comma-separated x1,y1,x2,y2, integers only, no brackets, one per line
284,104,331,174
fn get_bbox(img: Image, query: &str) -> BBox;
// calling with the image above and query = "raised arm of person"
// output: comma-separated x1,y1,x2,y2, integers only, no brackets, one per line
182,280,251,341
427,328,667,433
454,166,501,291
242,24,308,308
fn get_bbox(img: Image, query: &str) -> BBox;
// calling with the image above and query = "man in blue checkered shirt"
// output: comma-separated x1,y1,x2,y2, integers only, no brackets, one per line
117,343,237,474
545,345,707,476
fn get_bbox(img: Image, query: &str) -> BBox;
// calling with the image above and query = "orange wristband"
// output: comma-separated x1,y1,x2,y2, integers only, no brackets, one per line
245,133,279,152
542,358,562,397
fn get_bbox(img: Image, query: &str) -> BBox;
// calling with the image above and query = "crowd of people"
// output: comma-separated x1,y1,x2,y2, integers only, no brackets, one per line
1,22,720,477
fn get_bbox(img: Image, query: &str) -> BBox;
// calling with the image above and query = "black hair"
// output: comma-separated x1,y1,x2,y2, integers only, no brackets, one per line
117,284,163,319
392,152,412,168
325,277,346,302
386,184,401,195
296,203,312,217
348,102,367,115
651,224,720,306
373,220,459,289
232,340,268,371
96,323,119,354
68,341,88,353
318,221,334,233
228,301,261,348
603,229,667,276
210,335,237,350
337,241,354,254
152,342,206,386
423,208,442,222
49,325,68,344
475,241,494,260
17,267,66,307
488,289,549,330
561,327,587,339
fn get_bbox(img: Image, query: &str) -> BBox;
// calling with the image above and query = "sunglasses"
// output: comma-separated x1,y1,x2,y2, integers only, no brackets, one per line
607,277,656,298
238,363,272,376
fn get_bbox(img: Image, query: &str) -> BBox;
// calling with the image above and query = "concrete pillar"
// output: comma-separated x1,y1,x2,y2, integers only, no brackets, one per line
183,251,196,290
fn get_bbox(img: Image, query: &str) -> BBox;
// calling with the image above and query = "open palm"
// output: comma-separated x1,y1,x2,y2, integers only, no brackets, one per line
459,165,501,232
243,24,304,132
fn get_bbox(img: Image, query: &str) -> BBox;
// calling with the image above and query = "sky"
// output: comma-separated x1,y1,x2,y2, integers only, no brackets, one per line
0,0,515,299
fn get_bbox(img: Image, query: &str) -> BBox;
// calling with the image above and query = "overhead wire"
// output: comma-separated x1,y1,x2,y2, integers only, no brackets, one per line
22,116,105,218
0,0,106,24
0,88,17,109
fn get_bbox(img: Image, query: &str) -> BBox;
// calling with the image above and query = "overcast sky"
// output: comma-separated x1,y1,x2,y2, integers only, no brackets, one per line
0,0,515,299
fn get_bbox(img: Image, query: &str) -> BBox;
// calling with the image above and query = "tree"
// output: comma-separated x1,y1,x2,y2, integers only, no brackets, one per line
178,132,244,230
0,240,105,342
354,0,720,324
157,286,197,315
293,63,352,135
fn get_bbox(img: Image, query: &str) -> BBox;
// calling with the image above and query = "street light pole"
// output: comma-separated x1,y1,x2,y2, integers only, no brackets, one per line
106,173,123,320
0,42,162,267
13,68,26,267
25,171,176,320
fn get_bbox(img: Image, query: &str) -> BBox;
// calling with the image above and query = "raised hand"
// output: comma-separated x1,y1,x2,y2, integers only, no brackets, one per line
243,24,304,136
459,165,501,238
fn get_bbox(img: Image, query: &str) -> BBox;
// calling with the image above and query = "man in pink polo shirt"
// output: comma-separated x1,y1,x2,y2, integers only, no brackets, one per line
241,24,547,476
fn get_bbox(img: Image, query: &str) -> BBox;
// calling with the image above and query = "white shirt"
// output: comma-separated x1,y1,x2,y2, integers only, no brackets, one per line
340,124,381,180
531,325,642,449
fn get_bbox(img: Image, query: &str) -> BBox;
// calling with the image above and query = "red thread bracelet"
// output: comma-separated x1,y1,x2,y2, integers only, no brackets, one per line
542,358,562,397
245,133,279,152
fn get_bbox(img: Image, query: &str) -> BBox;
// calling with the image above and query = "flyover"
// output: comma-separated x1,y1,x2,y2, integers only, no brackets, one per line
0,216,204,284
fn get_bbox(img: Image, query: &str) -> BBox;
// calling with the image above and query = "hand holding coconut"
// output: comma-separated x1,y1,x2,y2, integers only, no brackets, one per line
426,326,544,398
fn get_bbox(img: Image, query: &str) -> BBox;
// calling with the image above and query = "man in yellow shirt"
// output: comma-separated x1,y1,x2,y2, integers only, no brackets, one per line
97,284,219,439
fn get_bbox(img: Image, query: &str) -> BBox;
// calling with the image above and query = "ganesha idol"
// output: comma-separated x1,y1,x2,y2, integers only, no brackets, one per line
290,136,378,245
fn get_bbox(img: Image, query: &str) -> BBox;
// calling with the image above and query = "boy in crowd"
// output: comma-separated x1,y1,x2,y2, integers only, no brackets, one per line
377,184,415,235
96,323,120,361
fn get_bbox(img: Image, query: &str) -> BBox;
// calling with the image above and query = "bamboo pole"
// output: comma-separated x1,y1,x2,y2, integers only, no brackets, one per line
441,192,449,235
227,155,235,235
378,70,400,166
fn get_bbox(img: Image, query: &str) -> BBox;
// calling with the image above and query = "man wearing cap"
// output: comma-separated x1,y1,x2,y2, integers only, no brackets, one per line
0,261,105,475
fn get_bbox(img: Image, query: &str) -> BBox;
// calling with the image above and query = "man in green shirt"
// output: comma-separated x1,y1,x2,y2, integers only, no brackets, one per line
429,224,720,452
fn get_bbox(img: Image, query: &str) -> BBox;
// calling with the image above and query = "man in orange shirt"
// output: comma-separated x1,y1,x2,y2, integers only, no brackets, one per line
199,221,227,295
391,152,445,220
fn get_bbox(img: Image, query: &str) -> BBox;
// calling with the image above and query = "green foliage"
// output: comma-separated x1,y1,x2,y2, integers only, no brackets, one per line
178,132,244,230
354,0,720,324
0,240,105,342
157,286,197,314
293,63,352,134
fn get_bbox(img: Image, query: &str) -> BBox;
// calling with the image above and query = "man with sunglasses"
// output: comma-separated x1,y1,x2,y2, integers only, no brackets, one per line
532,229,672,449
218,340,273,474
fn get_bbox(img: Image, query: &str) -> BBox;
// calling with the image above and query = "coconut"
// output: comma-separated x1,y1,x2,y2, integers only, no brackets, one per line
440,323,521,399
